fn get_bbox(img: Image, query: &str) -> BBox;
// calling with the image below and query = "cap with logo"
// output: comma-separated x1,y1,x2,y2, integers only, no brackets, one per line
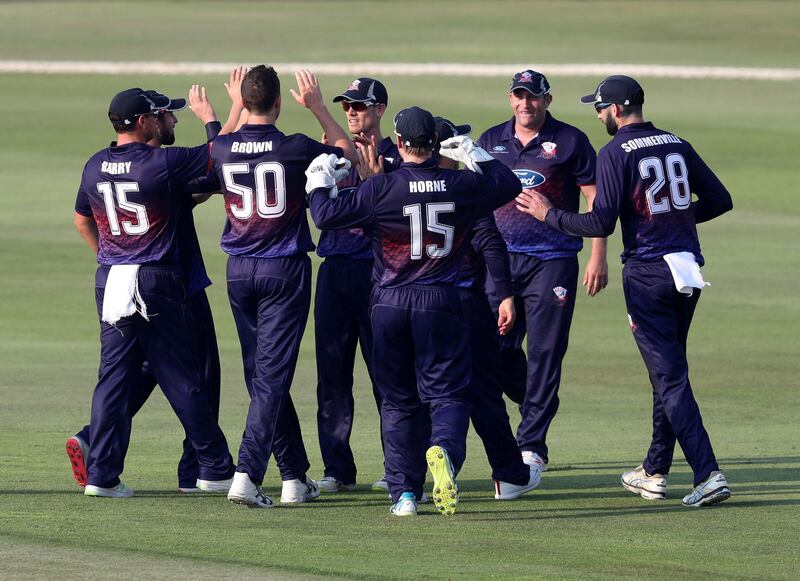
509,69,551,96
393,106,436,148
143,89,187,112
332,77,388,106
108,88,162,126
433,116,472,145
580,75,644,106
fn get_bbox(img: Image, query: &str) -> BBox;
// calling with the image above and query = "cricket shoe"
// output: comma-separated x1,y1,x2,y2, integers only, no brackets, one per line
84,482,134,498
426,445,459,515
621,465,667,500
227,472,273,509
281,477,321,504
521,451,549,473
390,491,418,516
65,435,89,488
682,471,731,507
372,475,389,492
196,476,234,493
317,476,356,492
494,466,541,500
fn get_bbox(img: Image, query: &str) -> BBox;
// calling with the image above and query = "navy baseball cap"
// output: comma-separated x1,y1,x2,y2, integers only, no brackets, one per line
509,69,551,96
144,90,187,112
332,77,388,106
108,88,159,126
393,106,436,148
433,116,472,145
580,75,645,106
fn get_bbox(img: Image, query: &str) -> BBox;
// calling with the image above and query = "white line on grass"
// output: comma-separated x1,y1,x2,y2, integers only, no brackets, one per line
2,61,799,80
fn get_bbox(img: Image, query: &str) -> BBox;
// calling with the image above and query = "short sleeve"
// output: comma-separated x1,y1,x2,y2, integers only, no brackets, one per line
570,131,597,186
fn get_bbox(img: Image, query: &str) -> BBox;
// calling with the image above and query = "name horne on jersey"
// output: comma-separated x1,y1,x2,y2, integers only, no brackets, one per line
230,141,273,153
512,169,546,189
409,180,447,193
101,161,132,175
620,134,682,153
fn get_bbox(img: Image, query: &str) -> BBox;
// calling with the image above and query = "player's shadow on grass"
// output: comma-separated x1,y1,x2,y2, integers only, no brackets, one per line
549,455,800,472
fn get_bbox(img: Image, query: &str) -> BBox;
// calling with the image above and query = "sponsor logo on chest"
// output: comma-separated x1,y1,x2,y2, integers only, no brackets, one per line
513,169,546,189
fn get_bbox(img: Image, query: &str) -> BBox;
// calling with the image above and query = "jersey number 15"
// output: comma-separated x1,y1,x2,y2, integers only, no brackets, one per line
403,202,455,260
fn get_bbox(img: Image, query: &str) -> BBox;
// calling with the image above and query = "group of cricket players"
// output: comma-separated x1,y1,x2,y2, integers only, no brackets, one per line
68,64,733,516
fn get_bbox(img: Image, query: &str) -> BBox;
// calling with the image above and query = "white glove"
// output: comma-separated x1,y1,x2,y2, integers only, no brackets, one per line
439,136,494,174
305,154,351,196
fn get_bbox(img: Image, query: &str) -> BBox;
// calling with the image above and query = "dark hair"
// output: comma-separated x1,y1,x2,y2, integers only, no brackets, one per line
405,144,434,157
109,113,135,133
618,104,642,118
242,65,281,115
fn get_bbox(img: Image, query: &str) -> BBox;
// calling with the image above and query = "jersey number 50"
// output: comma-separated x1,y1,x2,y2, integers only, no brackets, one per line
639,153,691,214
223,162,286,219
403,202,455,260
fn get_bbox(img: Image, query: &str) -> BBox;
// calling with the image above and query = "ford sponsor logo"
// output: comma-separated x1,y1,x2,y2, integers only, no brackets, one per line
492,145,507,152
513,169,546,188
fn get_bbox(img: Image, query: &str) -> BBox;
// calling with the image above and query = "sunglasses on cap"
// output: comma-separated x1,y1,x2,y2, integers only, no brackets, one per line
594,102,613,113
342,101,373,112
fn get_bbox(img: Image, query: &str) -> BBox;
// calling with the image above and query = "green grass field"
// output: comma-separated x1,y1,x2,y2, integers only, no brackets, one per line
1,1,798,579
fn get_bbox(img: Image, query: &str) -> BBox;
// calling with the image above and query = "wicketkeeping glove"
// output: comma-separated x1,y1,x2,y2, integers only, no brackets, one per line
305,154,351,198
439,136,494,174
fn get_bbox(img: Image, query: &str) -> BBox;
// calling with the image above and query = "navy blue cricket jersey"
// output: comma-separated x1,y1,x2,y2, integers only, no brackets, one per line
544,122,733,265
316,136,399,260
457,215,513,299
209,124,342,258
308,157,521,288
75,142,211,265
478,112,596,259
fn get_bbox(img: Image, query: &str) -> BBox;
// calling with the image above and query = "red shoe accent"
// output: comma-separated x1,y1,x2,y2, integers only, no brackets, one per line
66,437,87,487
495,480,501,496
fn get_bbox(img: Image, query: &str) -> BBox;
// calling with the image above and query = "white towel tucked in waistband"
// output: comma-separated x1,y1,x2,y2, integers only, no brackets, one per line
662,252,709,297
101,264,149,325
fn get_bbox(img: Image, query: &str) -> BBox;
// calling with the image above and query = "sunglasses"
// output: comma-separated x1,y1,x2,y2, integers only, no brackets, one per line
594,102,613,113
342,101,373,112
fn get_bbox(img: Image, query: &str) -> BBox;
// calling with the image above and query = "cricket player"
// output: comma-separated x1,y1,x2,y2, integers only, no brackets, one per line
209,65,356,508
433,116,540,500
517,75,733,507
73,87,236,497
478,70,608,478
68,74,247,493
306,106,521,516
314,78,393,493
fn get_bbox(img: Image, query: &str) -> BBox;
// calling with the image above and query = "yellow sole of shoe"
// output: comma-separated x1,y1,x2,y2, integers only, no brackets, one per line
426,446,458,515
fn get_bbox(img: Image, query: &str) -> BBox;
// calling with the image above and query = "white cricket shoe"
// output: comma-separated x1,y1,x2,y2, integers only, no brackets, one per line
317,476,356,492
227,472,273,509
84,482,134,498
521,451,549,473
621,465,667,500
494,466,541,500
682,471,731,507
196,476,234,493
281,477,321,504
390,491,418,516
426,445,459,515
372,476,389,491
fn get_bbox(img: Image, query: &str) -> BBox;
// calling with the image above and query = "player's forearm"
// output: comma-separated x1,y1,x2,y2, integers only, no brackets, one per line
310,106,358,164
219,104,244,136
74,213,99,254
589,236,608,259
545,208,615,238
481,160,523,209
693,190,733,223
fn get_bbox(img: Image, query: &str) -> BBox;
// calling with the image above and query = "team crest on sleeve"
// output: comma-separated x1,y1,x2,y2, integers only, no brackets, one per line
539,141,557,159
552,286,568,305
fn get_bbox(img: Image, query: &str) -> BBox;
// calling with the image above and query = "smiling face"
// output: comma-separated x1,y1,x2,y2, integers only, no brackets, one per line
509,88,552,133
342,101,386,136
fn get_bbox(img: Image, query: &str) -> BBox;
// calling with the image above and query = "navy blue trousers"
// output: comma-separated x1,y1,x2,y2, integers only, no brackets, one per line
88,266,234,488
77,290,221,488
486,254,578,463
227,254,311,485
623,262,719,486
314,257,381,484
371,285,471,502
461,288,531,486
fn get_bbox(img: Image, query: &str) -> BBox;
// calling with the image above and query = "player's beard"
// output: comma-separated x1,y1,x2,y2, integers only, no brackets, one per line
159,126,176,145
604,115,618,136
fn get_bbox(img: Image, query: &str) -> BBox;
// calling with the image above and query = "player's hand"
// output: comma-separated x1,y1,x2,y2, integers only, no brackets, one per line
355,134,384,180
516,188,551,221
188,85,217,124
582,253,608,296
224,66,250,108
439,136,493,173
290,69,324,112
497,296,516,336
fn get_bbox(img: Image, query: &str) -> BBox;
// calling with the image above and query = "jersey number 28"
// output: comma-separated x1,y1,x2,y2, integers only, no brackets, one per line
639,153,691,214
